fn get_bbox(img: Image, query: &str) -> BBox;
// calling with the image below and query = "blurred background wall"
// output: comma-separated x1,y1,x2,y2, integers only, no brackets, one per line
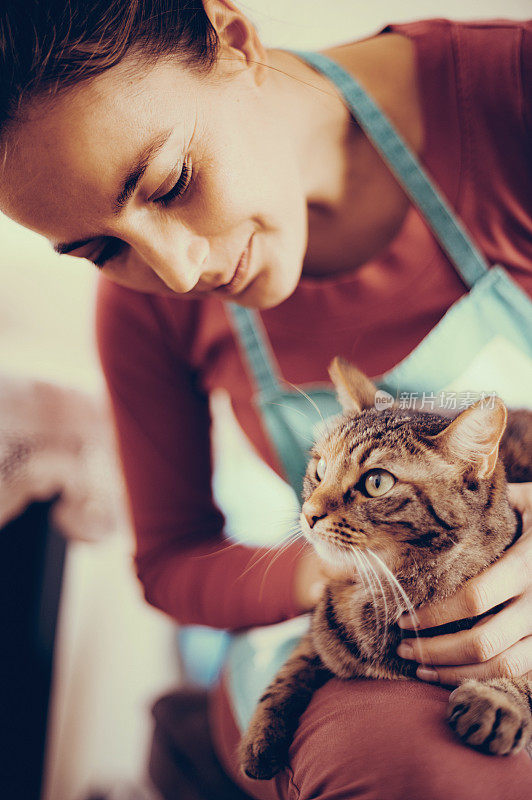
0,2,529,799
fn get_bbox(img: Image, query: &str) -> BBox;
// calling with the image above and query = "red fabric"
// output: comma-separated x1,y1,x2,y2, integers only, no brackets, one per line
209,674,532,799
96,19,532,630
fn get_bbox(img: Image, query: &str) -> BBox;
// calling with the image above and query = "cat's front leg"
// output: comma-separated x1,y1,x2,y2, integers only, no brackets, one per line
240,632,331,780
447,676,532,755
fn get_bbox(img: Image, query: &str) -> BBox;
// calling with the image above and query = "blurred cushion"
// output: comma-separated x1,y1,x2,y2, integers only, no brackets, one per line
0,374,128,541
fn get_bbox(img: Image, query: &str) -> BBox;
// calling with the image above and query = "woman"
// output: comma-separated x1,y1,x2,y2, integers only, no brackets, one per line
0,2,531,798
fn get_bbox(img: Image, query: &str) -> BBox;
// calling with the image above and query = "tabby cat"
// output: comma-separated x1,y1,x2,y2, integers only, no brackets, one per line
241,357,532,780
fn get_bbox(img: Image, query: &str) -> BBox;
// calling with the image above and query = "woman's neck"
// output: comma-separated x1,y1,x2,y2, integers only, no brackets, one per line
265,34,423,277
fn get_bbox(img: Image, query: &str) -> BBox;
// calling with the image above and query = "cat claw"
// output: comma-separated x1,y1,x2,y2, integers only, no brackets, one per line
447,681,531,756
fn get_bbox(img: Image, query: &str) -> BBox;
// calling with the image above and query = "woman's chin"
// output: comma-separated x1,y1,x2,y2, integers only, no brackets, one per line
234,262,301,310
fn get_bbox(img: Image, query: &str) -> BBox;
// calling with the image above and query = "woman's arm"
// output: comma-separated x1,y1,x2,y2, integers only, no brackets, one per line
96,277,305,630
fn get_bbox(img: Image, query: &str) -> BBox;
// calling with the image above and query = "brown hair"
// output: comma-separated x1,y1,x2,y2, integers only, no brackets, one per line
0,0,219,133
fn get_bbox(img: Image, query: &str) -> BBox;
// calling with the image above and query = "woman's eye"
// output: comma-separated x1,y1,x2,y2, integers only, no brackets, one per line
152,159,192,207
89,160,193,268
316,457,327,481
363,469,395,497
92,237,127,269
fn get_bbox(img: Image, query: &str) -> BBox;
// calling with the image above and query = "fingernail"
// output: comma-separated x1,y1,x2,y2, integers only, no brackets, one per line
417,667,439,683
397,642,414,659
398,614,414,629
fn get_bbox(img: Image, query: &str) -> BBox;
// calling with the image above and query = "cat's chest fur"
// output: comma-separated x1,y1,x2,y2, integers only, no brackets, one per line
311,578,488,683
311,580,415,680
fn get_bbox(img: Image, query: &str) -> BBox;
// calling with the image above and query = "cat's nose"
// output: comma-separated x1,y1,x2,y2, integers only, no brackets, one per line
302,503,327,529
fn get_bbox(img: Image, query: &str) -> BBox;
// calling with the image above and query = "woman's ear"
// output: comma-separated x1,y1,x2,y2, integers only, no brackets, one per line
328,357,377,413
204,0,267,84
425,396,507,478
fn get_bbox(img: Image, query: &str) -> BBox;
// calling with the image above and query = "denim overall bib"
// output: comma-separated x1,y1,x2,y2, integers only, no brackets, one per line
181,49,532,725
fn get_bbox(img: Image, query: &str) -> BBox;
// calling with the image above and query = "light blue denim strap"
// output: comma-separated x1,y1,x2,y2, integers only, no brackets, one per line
227,303,343,494
227,303,311,491
227,303,283,395
289,49,489,290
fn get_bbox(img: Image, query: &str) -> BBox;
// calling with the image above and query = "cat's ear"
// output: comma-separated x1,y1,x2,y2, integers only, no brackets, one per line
328,357,377,413
427,396,507,478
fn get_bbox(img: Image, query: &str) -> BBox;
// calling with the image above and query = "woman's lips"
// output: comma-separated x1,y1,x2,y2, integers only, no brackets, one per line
216,234,253,296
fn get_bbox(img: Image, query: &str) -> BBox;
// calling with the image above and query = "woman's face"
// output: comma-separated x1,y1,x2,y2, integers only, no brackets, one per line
0,24,310,308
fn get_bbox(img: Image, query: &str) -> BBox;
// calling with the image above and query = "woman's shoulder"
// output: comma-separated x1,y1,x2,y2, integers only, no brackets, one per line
391,18,530,113
322,18,531,158
381,18,531,153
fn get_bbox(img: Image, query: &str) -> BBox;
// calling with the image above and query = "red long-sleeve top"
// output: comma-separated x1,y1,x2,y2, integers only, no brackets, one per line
96,18,532,631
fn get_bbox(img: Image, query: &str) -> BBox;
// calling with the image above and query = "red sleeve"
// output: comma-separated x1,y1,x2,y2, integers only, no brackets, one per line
95,277,302,630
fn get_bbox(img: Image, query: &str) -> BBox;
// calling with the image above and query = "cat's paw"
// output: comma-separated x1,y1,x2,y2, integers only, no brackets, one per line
447,680,531,756
239,719,290,780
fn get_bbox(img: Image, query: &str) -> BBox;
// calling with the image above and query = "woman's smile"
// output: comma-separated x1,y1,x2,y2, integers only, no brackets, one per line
213,232,254,296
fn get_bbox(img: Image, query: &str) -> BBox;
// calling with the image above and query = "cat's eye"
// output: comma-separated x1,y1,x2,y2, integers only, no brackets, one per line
363,469,395,497
316,457,327,481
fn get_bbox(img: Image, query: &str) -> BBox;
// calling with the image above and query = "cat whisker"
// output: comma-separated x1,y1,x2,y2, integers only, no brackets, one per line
348,546,370,594
265,402,316,444
259,535,307,601
285,382,325,424
285,524,302,537
257,511,301,525
194,513,302,561
365,549,424,653
236,530,303,582
366,550,413,619
350,547,385,643
267,402,312,422
281,521,305,535
357,549,389,646
191,538,250,560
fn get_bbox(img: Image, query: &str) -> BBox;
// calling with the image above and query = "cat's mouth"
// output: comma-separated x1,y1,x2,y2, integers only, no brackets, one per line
303,526,368,566
311,536,352,565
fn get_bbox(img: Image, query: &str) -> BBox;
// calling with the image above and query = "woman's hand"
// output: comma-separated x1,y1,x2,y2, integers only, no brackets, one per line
396,482,532,685
292,546,345,613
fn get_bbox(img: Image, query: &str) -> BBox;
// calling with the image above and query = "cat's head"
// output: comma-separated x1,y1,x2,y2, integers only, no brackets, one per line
300,357,510,574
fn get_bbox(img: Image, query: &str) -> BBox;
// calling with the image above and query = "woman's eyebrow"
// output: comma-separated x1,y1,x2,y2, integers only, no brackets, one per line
53,128,174,255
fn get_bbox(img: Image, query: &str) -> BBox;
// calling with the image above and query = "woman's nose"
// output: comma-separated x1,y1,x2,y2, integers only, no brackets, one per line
123,222,209,293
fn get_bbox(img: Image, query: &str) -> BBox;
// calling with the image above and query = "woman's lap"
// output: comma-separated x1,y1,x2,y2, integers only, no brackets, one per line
209,672,532,800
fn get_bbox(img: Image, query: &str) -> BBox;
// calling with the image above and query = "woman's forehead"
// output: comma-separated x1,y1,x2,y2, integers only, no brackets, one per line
0,56,197,234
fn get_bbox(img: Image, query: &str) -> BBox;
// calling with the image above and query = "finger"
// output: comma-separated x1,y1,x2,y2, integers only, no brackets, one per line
507,482,532,518
415,635,532,686
308,580,327,604
399,539,531,630
397,594,532,666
